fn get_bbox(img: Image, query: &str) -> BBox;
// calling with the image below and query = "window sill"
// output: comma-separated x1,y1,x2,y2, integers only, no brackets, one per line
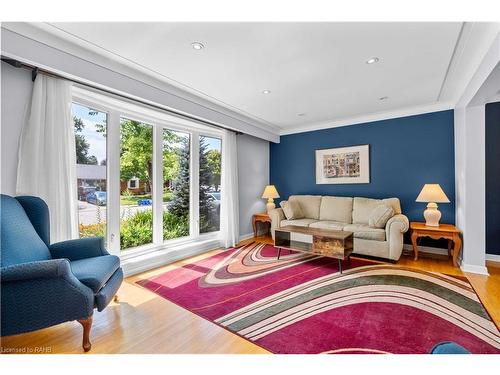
119,236,222,277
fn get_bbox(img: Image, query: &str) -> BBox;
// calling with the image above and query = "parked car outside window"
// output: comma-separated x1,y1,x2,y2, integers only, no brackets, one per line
78,186,96,201
86,191,107,206
208,192,221,214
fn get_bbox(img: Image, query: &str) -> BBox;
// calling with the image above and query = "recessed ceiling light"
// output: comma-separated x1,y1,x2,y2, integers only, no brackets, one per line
262,90,271,94
379,96,389,101
366,57,379,64
297,113,306,117
191,42,205,50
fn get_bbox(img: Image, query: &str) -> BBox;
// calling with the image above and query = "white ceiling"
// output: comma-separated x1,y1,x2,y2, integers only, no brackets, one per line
7,22,485,134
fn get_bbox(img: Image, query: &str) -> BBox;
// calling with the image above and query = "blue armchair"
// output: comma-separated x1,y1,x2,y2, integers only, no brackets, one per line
0,194,123,351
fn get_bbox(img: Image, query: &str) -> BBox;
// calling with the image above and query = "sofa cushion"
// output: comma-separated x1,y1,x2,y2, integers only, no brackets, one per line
319,196,353,223
280,219,318,227
280,200,304,220
70,255,120,293
289,195,322,219
369,204,394,228
309,221,347,231
343,224,386,241
353,197,401,225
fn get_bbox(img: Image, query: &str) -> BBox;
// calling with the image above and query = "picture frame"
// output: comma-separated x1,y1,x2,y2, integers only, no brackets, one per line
315,144,370,184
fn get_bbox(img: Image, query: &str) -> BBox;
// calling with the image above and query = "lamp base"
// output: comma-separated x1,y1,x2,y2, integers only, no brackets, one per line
423,202,441,227
266,198,276,213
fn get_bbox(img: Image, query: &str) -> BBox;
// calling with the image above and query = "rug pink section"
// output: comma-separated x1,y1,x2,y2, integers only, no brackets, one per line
137,242,500,354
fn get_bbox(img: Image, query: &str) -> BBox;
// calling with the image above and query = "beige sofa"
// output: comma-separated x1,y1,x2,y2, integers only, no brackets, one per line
269,195,409,261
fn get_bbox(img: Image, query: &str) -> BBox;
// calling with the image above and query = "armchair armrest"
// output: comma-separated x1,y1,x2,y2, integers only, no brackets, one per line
1,259,72,282
49,237,109,261
1,259,94,314
1,260,95,336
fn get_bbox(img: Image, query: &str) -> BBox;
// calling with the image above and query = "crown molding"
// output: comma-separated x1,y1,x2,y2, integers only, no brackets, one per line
1,22,281,142
4,22,497,142
456,31,500,108
486,94,500,104
279,101,454,136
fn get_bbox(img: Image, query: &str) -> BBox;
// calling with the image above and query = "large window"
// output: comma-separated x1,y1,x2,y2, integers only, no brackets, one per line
72,88,223,257
72,103,107,241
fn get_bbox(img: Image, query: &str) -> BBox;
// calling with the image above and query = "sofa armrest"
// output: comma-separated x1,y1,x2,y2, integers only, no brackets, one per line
385,214,409,260
385,214,409,235
49,237,109,261
269,208,285,239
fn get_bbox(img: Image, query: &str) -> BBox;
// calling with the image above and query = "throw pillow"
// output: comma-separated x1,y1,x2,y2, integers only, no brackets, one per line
280,200,304,220
368,204,394,228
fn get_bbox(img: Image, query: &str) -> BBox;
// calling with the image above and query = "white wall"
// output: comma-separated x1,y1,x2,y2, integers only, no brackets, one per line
237,134,269,238
454,106,487,274
454,32,500,274
1,62,32,195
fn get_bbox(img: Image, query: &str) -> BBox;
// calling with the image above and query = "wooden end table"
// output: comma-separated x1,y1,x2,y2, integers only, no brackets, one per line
410,222,462,267
252,212,271,237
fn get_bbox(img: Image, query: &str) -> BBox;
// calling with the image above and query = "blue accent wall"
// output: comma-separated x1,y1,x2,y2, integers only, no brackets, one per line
270,110,455,226
486,101,500,256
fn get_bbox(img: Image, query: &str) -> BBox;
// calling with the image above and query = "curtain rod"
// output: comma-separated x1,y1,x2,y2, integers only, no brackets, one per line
1,56,242,135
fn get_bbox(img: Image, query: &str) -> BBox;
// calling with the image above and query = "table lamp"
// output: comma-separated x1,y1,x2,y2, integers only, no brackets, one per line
261,185,280,212
416,184,450,227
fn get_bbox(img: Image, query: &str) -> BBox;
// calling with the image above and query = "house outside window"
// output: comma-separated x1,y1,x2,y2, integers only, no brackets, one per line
127,178,140,189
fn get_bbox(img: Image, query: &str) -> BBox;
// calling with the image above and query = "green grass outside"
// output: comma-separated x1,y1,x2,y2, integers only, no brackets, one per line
79,209,189,250
120,191,173,206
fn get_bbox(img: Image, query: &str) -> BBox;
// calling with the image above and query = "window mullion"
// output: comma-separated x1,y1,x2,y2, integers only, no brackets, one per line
107,110,121,255
153,126,163,244
191,131,200,238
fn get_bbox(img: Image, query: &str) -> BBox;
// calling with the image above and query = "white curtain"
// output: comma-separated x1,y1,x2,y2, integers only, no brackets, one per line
220,130,239,248
16,75,78,243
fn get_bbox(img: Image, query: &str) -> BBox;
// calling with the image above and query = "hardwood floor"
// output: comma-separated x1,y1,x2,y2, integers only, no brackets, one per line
1,235,499,354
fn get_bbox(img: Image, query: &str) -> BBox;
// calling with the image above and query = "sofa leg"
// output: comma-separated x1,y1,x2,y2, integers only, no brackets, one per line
77,315,93,352
114,294,119,302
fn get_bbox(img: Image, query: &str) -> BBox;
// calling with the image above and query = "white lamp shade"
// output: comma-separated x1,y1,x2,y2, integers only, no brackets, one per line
416,184,450,203
261,185,280,199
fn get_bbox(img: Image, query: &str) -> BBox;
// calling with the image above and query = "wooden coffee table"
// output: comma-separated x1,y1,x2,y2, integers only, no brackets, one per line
274,225,354,273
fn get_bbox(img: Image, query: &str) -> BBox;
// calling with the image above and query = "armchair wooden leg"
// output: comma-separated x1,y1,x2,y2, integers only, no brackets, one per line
114,294,119,302
77,315,93,352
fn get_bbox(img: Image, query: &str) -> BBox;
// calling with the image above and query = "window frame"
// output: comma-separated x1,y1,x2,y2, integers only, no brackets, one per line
72,86,223,259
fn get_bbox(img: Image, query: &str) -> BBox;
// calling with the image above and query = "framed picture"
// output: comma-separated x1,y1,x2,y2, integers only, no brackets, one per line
315,144,370,184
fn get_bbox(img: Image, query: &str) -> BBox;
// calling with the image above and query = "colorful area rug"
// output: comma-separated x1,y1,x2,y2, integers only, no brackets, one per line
137,242,500,354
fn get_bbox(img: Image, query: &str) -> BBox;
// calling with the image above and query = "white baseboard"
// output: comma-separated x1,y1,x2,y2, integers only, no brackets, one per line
239,232,254,242
121,239,221,277
486,253,500,263
402,244,495,274
460,263,489,276
123,232,264,277
120,236,498,277
402,244,448,256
